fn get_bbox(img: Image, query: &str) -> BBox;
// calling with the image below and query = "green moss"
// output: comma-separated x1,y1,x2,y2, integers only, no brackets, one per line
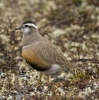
73,0,82,6
71,71,91,80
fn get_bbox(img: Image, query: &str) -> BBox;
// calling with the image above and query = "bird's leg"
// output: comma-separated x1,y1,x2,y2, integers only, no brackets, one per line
38,72,43,84
47,74,50,82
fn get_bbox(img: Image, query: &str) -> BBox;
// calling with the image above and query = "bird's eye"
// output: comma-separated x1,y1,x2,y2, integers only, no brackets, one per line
25,25,29,27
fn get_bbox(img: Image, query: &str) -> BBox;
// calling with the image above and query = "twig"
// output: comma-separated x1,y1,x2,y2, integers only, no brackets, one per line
73,59,99,63
39,13,83,30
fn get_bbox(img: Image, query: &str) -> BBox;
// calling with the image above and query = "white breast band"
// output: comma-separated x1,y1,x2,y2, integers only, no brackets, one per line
23,44,31,49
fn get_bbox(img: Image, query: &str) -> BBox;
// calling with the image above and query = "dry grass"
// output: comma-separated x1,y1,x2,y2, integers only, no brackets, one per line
0,0,99,100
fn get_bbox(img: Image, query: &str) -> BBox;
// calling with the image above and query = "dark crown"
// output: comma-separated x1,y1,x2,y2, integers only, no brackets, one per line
22,20,36,25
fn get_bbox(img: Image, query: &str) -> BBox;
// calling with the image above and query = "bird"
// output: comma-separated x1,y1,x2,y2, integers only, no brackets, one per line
15,20,77,82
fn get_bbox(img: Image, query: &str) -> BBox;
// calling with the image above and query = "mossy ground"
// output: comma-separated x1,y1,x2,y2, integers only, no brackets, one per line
0,0,99,100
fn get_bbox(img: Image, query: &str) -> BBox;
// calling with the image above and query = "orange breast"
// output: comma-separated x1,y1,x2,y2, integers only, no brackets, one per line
22,47,49,69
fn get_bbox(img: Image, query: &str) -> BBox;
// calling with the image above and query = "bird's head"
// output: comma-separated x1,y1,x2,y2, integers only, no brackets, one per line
15,20,38,34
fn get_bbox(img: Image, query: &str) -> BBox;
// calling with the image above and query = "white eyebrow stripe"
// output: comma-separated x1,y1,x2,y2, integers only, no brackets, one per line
25,23,38,29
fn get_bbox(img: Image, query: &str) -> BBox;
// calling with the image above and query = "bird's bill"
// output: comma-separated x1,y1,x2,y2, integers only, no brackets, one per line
15,27,21,30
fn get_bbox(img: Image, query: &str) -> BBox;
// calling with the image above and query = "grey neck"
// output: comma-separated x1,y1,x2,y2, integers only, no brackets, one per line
22,31,43,46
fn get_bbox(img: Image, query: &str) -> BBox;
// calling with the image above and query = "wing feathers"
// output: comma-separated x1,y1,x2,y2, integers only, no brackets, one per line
35,41,76,69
